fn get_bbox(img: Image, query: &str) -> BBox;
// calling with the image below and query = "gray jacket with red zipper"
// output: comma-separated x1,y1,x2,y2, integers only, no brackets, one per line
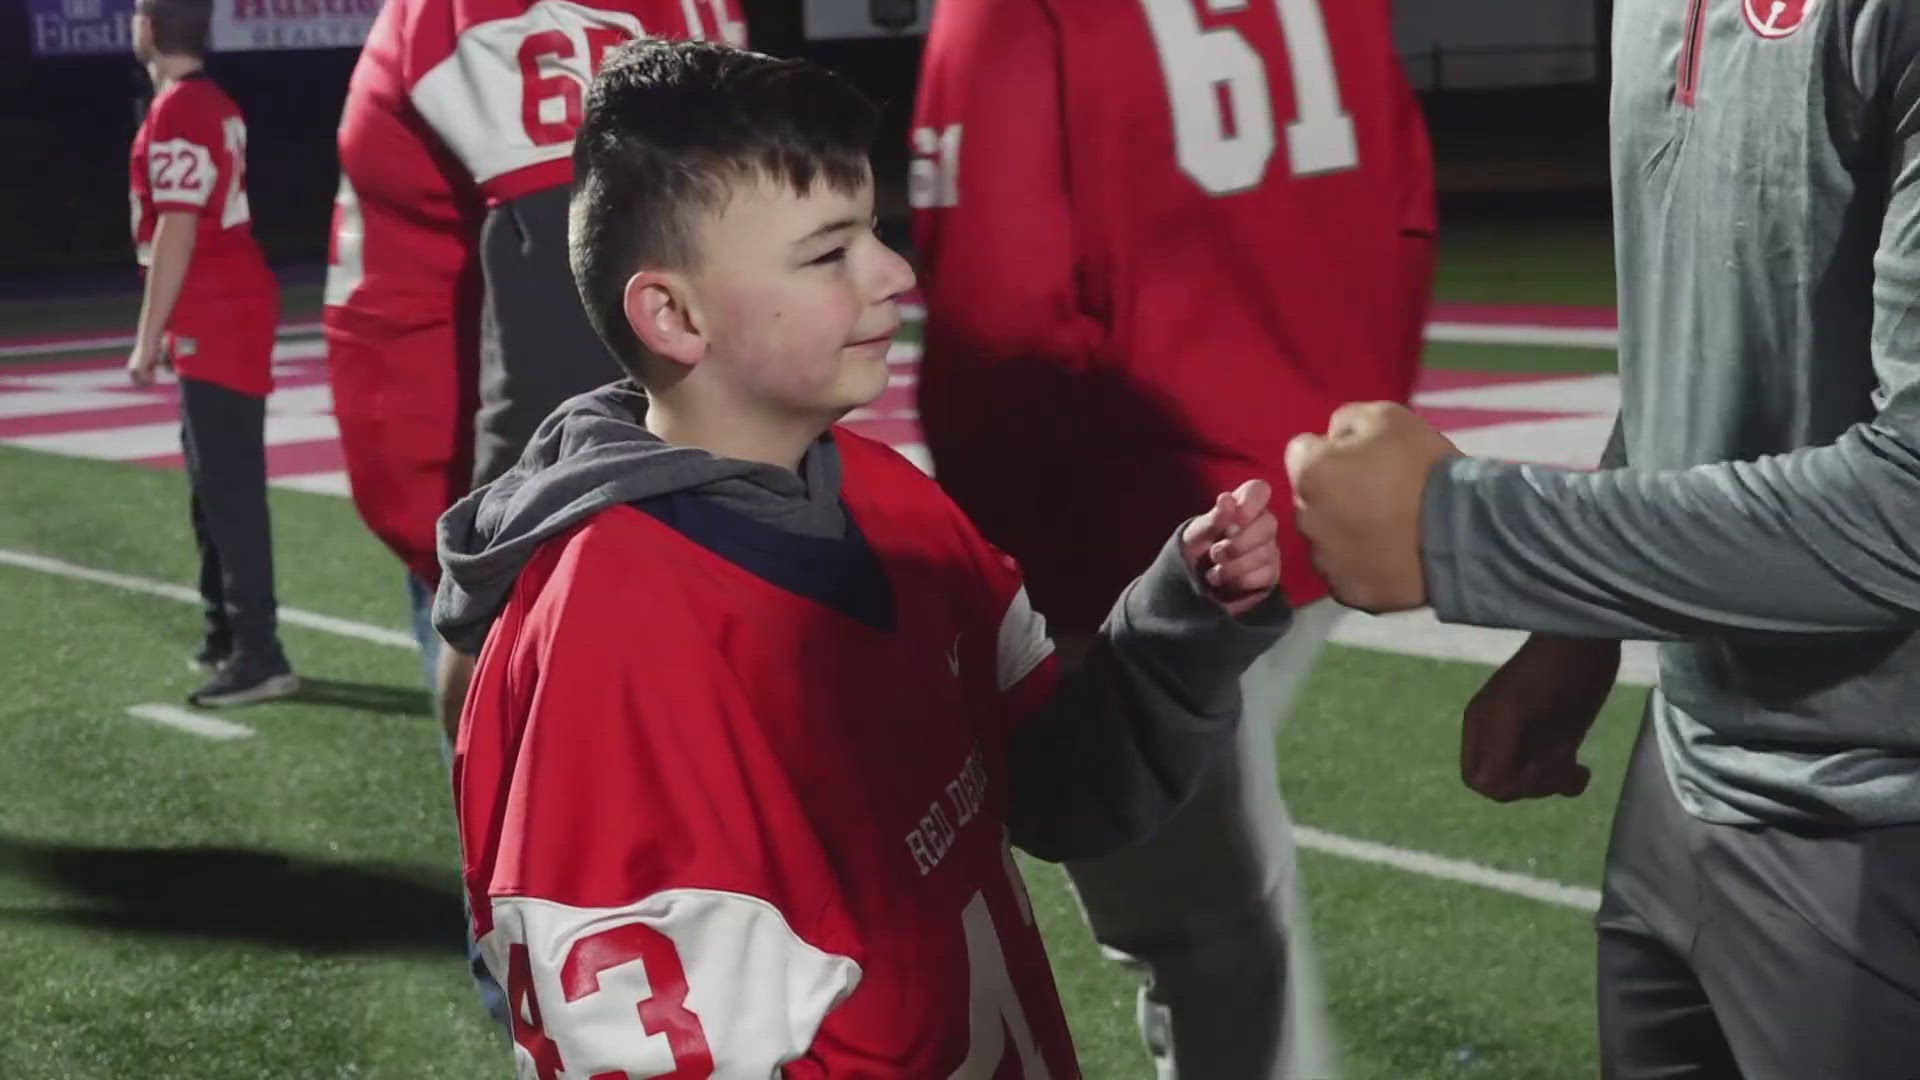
1419,0,1920,828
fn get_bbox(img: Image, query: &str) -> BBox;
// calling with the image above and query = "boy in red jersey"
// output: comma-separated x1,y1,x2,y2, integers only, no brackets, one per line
127,0,297,707
435,40,1293,1076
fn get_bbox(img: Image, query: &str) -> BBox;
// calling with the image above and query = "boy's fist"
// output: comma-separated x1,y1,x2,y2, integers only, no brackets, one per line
1181,479,1281,617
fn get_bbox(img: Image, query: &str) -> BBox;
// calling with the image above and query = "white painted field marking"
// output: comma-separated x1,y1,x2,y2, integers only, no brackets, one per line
126,703,255,741
270,471,354,497
6,413,339,462
0,550,415,649
1329,609,1659,687
1296,827,1601,912
3,545,1608,914
1427,322,1619,350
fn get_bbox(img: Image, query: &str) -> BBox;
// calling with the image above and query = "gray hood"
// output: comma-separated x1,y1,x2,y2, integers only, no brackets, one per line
433,381,845,653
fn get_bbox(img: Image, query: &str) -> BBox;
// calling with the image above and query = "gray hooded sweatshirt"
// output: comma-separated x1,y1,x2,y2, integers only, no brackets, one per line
1421,0,1920,828
435,383,1293,861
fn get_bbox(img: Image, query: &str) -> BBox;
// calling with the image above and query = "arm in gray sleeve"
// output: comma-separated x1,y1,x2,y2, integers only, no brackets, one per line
1006,529,1292,863
1419,34,1920,644
1421,439,1920,641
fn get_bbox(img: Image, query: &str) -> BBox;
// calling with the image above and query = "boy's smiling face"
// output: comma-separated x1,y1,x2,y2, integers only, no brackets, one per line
674,165,916,426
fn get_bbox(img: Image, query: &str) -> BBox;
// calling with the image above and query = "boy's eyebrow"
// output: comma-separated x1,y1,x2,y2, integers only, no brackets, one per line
793,217,863,246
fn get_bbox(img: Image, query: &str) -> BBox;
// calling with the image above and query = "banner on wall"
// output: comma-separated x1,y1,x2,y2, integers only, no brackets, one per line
28,0,378,55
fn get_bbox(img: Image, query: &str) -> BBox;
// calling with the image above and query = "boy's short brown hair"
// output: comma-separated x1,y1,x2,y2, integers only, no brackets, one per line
567,40,878,381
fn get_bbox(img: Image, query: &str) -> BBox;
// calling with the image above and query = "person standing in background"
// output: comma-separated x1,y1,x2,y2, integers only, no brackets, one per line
322,0,747,734
912,0,1435,1075
128,0,297,708
323,0,747,1027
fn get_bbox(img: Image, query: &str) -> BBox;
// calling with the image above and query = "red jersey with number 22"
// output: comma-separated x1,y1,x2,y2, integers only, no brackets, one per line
130,74,278,395
404,0,747,206
458,431,1081,1078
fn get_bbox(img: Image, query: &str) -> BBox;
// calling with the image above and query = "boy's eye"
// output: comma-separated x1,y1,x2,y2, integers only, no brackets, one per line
810,247,848,266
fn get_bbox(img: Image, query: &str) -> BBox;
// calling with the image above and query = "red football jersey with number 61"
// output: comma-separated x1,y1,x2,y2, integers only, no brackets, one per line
912,0,1436,632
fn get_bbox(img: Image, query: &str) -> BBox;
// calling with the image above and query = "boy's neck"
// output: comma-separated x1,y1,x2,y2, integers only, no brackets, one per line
643,393,834,474
148,54,203,91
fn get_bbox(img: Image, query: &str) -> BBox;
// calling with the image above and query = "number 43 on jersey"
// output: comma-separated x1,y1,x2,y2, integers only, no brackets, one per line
912,0,1358,208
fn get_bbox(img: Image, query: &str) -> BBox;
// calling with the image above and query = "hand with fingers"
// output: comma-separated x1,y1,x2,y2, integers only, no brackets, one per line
1462,634,1621,802
127,338,164,388
1180,478,1282,617
1285,401,1460,613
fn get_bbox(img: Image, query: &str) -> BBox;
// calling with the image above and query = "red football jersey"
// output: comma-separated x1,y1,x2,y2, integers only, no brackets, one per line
402,0,747,206
324,0,748,581
912,0,1435,629
457,431,1081,1078
326,0,486,584
129,73,278,396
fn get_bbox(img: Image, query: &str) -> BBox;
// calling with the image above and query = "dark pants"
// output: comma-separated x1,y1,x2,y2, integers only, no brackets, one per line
472,185,622,488
1598,719,1920,1079
179,376,280,658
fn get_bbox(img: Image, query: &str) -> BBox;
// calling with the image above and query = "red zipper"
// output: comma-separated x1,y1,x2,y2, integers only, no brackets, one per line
1677,0,1709,107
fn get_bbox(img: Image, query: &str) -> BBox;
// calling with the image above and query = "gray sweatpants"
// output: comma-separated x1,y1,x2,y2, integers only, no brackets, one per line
1066,599,1343,1080
1598,718,1920,1079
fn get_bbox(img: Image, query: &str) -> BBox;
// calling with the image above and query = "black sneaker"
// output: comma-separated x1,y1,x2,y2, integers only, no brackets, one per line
189,652,300,708
188,638,232,675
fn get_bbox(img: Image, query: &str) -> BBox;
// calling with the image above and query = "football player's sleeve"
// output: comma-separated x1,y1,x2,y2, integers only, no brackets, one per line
994,530,1292,862
1418,15,1920,641
458,540,862,1076
144,93,222,215
911,0,1106,369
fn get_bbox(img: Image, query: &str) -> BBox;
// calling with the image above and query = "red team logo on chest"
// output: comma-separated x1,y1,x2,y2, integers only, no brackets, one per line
1743,0,1813,38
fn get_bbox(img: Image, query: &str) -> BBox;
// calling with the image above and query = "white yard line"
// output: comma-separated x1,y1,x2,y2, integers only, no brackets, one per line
1447,414,1618,469
0,549,415,648
1426,322,1619,350
3,545,1605,915
1329,609,1659,687
1296,827,1601,912
125,703,255,741
5,413,340,461
1414,373,1621,414
0,322,324,361
270,470,354,497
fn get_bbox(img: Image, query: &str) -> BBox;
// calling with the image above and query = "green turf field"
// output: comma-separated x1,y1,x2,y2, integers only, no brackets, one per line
0,225,1630,1079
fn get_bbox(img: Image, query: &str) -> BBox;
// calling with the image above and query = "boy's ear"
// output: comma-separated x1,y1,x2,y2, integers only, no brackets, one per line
623,270,706,372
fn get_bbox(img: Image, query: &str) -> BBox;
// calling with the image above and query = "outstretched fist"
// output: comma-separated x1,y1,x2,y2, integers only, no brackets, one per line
1181,479,1281,617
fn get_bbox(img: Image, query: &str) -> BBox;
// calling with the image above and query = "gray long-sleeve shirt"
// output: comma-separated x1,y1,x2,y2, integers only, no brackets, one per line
1421,0,1920,827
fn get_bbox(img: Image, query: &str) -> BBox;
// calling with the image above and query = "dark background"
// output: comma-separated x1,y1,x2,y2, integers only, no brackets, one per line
0,0,1614,293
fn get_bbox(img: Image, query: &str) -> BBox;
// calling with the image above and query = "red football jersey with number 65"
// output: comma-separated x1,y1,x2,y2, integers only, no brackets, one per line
404,0,747,206
324,0,745,583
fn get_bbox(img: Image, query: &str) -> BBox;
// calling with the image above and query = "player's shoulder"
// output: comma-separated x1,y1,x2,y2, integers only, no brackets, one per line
832,427,948,508
150,76,232,127
526,503,677,586
832,427,1015,578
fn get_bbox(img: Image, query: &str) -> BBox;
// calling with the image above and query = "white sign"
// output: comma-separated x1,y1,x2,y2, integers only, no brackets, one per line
803,0,930,40
209,0,380,51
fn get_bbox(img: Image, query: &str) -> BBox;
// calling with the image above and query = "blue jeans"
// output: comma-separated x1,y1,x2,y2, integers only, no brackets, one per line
408,574,510,1031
